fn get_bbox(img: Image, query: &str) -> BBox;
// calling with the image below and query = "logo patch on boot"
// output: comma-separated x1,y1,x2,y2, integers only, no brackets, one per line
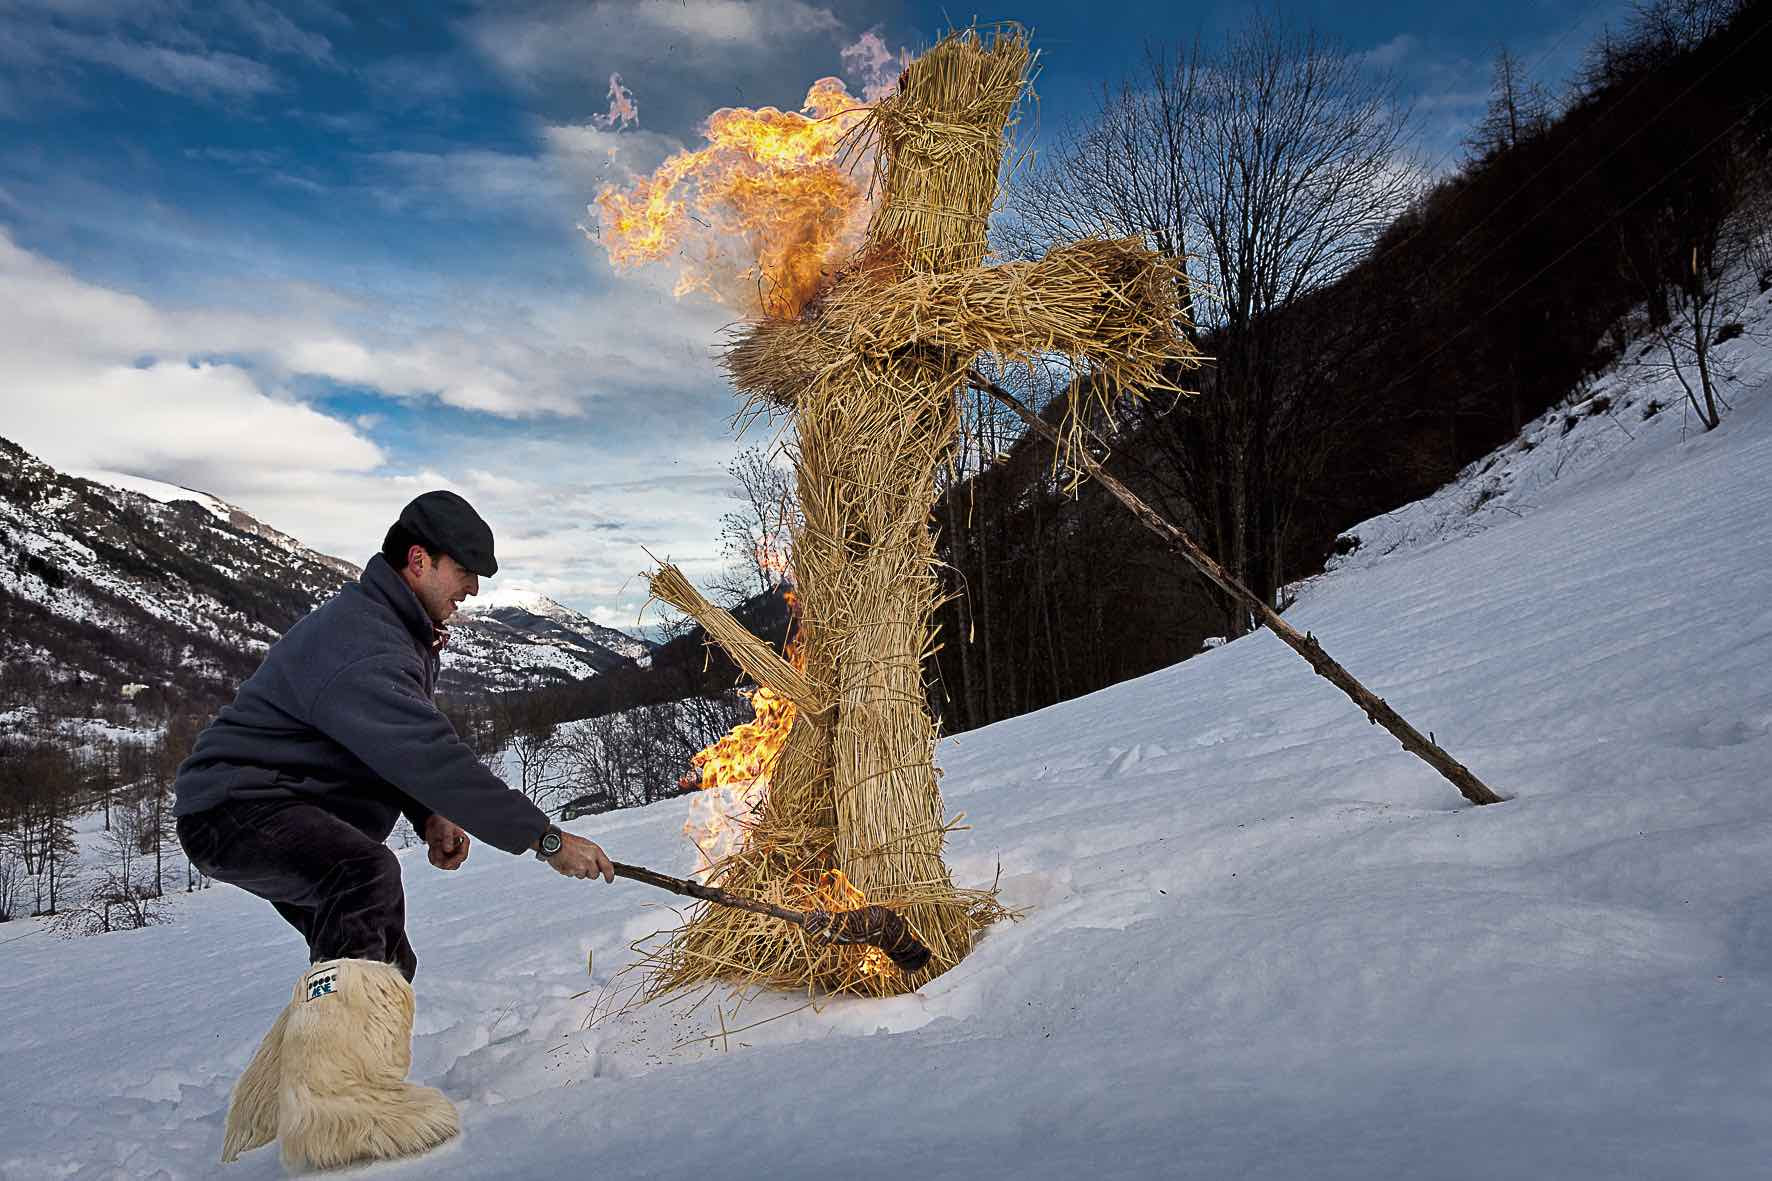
304,966,340,1002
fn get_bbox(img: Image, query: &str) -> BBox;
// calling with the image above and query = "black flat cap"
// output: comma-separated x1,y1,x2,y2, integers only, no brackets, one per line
398,491,498,577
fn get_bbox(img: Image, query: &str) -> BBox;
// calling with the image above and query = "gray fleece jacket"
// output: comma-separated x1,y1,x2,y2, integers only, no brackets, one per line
172,554,550,854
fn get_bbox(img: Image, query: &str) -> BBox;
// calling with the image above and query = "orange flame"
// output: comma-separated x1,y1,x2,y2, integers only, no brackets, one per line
680,590,804,879
682,682,797,791
804,870,892,976
595,78,875,318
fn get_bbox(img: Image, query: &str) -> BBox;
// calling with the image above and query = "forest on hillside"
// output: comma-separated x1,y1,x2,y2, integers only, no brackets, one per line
922,0,1772,732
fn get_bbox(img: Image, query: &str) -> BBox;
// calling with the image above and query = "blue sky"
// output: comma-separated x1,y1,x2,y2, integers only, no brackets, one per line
0,0,1633,628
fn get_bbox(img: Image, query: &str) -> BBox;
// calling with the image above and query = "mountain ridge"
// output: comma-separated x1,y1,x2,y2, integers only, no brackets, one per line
0,438,652,717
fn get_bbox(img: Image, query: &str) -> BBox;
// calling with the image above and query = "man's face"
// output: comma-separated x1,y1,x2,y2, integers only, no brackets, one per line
403,548,480,625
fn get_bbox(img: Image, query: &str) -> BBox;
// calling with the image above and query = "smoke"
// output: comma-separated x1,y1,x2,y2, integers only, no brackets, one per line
840,30,902,102
592,72,639,130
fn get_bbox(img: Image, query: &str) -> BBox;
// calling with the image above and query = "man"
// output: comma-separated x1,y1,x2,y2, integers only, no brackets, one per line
173,490,614,1171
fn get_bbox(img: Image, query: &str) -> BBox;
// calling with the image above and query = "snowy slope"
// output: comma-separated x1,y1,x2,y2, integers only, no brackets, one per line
1324,353,1772,580
3,325,1771,1178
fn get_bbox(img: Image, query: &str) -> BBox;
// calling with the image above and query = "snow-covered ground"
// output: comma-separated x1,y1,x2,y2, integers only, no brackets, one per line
4,304,1771,1177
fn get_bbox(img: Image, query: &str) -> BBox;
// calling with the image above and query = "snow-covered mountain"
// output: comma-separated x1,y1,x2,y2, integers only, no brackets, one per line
3,291,1769,1177
0,439,650,706
453,588,653,687
72,468,361,582
0,438,356,698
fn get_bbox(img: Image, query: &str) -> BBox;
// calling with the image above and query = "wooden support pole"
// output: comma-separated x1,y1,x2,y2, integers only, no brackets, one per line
969,373,1505,807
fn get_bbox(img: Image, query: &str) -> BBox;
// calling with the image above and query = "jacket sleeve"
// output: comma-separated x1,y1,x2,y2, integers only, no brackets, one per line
310,653,550,854
394,791,435,839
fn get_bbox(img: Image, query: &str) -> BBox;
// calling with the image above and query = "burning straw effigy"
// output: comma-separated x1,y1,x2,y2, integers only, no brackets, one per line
635,26,1200,999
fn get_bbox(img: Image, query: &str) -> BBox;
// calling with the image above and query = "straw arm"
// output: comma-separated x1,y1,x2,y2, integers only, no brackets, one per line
825,238,1188,386
968,372,1505,808
648,564,824,713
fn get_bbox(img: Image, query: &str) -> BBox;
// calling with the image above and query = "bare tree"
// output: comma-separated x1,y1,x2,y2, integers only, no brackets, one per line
91,739,118,832
673,692,750,756
650,694,750,795
141,709,202,896
933,362,1032,726
1581,0,1744,91
556,696,750,811
0,744,79,914
0,849,22,922
1465,48,1553,161
53,803,166,937
559,713,634,808
712,445,799,603
1004,14,1417,635
1624,133,1769,430
494,695,571,809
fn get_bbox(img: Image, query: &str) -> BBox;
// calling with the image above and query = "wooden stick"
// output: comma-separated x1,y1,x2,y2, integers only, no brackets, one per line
610,860,932,973
612,860,808,923
968,372,1504,807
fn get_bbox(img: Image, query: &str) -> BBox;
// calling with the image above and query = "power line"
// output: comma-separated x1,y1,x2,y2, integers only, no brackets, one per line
0,925,46,948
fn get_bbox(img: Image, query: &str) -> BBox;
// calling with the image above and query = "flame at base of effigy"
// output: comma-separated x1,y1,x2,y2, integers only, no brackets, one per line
678,589,802,882
683,780,767,883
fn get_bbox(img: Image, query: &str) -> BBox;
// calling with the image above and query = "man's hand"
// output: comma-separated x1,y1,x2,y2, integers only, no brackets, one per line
543,832,615,882
423,815,470,870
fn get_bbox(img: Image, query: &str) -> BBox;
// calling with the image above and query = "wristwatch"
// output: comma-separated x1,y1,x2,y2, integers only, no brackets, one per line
536,824,565,860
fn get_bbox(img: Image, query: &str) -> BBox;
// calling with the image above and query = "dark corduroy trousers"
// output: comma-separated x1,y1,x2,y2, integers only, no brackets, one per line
177,796,419,981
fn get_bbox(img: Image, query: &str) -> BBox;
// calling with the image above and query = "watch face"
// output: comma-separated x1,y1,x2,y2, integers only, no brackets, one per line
540,830,563,855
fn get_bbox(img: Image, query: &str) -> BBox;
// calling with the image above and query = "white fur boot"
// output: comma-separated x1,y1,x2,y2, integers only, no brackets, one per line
220,997,294,1162
276,958,460,1171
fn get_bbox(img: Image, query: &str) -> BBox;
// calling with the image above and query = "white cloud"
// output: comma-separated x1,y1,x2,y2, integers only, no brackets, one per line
0,0,335,105
221,0,335,64
181,450,746,627
466,0,844,89
545,122,685,179
1,220,728,421
365,148,575,215
1360,33,1419,70
0,226,753,623
0,230,381,486
75,37,277,99
359,130,691,247
643,0,840,45
84,361,382,477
